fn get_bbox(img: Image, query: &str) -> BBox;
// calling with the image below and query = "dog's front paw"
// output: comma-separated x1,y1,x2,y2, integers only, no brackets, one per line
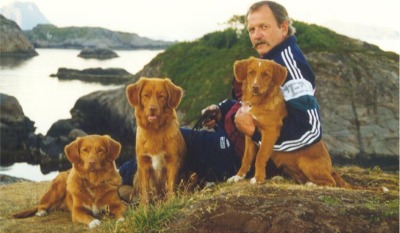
116,217,125,223
305,182,317,187
250,177,265,184
227,175,245,183
88,219,101,228
35,210,48,217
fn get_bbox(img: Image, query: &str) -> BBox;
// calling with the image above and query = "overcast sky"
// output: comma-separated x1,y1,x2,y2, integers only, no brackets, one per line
1,0,399,52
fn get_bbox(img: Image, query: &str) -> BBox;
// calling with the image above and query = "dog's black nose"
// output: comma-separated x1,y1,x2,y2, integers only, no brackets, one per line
252,85,260,93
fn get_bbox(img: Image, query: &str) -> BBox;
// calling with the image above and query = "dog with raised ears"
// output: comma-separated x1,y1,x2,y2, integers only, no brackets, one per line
126,77,186,205
228,57,288,184
13,135,127,229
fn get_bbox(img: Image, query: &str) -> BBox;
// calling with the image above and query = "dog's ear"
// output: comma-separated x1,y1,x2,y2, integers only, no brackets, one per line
234,59,248,83
234,57,256,83
65,137,82,165
272,62,288,86
126,78,145,107
165,78,183,109
103,135,121,161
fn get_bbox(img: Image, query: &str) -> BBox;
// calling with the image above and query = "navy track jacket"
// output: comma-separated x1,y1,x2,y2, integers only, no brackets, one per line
262,35,322,151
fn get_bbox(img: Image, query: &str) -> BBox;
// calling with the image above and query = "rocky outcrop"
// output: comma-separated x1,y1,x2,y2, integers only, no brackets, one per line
77,47,118,59
308,52,399,160
0,93,35,164
24,24,175,49
0,14,38,57
50,67,134,84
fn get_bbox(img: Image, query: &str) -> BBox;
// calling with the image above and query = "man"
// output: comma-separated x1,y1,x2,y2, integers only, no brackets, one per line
199,0,321,180
120,1,321,185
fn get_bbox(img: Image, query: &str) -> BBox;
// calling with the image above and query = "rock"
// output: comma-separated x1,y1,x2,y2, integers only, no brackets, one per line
0,174,31,185
308,52,399,160
0,14,38,57
70,88,135,145
0,93,35,153
77,47,118,59
51,67,134,84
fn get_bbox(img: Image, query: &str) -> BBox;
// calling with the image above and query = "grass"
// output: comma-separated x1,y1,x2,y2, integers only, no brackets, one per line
0,165,398,232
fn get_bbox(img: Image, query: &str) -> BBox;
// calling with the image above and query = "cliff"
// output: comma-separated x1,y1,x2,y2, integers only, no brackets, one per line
0,14,38,57
24,24,175,49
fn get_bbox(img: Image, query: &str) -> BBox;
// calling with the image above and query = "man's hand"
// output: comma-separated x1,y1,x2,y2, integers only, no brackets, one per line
201,104,221,129
234,104,256,137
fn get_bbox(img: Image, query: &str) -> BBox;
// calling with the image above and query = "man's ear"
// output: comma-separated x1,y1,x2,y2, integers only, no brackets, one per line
234,57,256,83
126,78,146,107
272,62,288,86
65,137,82,165
164,78,183,109
103,135,121,162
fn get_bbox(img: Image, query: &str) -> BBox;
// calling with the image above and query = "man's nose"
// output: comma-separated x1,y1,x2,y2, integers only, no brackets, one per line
252,27,263,39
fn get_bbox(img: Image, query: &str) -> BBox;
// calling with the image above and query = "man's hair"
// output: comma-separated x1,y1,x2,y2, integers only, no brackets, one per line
246,1,296,36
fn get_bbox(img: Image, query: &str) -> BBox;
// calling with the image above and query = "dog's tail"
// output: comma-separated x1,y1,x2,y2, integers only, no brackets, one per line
12,207,38,218
332,171,389,192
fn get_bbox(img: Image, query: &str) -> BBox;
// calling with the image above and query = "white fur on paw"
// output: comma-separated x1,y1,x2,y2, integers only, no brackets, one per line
250,177,257,184
305,182,317,187
382,186,389,193
227,175,245,183
88,219,101,228
116,217,125,223
35,210,47,217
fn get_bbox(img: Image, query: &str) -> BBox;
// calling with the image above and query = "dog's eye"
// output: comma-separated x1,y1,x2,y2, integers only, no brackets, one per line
81,147,89,153
248,71,256,77
97,147,106,153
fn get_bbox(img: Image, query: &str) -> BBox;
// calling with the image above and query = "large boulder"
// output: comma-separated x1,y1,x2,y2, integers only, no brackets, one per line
0,93,35,164
0,14,37,57
69,88,135,144
309,52,399,161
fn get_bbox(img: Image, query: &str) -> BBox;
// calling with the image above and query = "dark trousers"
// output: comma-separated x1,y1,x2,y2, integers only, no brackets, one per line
119,127,241,185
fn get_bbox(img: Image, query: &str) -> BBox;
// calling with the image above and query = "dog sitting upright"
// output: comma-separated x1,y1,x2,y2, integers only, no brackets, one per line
13,135,127,228
228,57,357,189
126,77,187,204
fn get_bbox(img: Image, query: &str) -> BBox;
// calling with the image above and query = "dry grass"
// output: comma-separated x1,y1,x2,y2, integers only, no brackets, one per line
0,165,398,233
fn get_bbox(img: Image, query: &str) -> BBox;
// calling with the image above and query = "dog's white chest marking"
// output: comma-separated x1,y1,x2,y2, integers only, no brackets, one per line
151,153,166,178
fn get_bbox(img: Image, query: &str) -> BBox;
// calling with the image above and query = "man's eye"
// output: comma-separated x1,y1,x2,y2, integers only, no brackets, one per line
248,28,255,33
262,25,269,30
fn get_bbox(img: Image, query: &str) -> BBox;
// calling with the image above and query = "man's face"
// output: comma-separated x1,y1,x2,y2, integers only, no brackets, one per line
247,5,288,56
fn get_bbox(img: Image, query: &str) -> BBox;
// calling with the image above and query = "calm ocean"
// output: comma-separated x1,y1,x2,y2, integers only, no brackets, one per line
0,48,162,181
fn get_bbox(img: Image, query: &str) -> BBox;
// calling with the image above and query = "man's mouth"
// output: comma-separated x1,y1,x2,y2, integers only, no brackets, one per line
253,40,269,49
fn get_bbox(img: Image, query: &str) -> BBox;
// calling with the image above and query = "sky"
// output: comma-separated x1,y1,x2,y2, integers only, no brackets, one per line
1,0,399,52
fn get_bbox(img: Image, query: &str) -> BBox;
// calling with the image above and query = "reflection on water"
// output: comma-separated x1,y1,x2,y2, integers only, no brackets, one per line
0,48,162,134
0,162,59,182
0,56,34,69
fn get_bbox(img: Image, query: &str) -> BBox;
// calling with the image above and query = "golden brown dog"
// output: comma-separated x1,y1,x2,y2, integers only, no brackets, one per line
126,77,186,204
227,57,355,188
13,135,127,228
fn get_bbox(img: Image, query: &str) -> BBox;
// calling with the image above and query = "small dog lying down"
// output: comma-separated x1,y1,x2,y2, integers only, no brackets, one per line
13,135,127,228
126,77,187,204
227,57,388,192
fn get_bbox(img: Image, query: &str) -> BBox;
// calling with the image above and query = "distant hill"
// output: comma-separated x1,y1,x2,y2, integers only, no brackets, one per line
0,14,37,57
0,1,50,30
23,24,175,49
